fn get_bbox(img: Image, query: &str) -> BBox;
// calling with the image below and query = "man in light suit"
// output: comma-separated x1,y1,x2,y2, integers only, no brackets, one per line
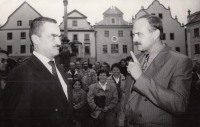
124,15,193,127
4,17,73,127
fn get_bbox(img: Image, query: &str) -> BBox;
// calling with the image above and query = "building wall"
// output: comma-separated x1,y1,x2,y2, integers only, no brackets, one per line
133,0,186,55
95,26,132,66
0,2,41,59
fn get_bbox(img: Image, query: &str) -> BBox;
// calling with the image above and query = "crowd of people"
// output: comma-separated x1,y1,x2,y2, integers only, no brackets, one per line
0,15,200,127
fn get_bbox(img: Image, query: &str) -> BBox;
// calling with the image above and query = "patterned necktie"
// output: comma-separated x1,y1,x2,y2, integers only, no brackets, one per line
142,54,149,72
48,61,58,77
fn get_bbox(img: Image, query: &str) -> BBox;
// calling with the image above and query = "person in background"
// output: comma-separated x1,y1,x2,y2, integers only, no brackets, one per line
101,62,111,75
66,61,79,86
125,15,193,127
125,56,133,66
93,62,101,74
107,63,126,127
3,17,73,127
75,61,82,73
78,61,97,92
87,69,118,127
119,59,127,77
16,58,23,66
72,79,88,127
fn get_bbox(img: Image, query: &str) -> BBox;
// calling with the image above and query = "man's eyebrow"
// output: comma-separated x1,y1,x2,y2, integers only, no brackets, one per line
51,34,61,37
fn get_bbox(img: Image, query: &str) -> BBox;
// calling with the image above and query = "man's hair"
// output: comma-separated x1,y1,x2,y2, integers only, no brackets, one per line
111,63,121,71
75,61,80,65
138,15,163,39
29,17,57,38
82,61,88,66
0,49,9,56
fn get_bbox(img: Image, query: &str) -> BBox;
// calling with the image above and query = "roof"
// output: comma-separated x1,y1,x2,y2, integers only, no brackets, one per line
103,6,123,15
67,9,87,18
185,11,200,26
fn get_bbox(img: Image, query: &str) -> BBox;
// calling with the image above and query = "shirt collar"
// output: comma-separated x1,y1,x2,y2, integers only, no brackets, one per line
33,51,54,65
67,69,79,75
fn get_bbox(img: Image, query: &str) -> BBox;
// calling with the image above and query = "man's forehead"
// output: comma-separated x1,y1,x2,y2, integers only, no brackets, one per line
133,18,149,31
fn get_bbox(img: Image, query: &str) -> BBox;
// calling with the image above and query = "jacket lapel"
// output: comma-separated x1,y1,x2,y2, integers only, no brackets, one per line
30,55,69,107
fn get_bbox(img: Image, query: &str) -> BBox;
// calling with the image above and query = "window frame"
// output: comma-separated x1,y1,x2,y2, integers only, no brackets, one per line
21,45,26,54
111,44,119,54
7,33,12,40
21,32,26,39
104,31,109,37
103,45,107,54
118,31,123,37
17,20,22,26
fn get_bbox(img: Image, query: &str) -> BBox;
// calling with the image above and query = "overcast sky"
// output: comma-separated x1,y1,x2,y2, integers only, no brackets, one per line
0,0,200,26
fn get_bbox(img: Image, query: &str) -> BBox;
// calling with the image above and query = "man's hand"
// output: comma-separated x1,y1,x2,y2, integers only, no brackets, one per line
103,107,110,112
127,51,142,80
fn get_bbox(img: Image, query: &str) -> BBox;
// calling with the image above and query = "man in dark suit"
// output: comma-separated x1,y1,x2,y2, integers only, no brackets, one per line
4,17,73,127
124,15,193,127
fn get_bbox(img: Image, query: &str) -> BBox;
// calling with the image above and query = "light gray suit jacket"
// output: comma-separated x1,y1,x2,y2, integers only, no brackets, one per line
124,45,193,127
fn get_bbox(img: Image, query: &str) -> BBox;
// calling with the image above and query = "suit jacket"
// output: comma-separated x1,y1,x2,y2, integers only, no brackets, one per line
4,55,73,127
124,45,193,127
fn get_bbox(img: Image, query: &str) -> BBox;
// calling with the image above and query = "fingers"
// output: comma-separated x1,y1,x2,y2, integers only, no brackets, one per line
130,51,139,64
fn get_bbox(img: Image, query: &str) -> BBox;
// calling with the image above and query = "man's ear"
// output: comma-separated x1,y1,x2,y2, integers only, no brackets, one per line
31,35,39,45
153,29,160,40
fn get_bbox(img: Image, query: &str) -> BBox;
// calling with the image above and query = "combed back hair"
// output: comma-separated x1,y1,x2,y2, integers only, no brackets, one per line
138,15,163,39
111,63,121,71
29,17,57,37
0,49,9,56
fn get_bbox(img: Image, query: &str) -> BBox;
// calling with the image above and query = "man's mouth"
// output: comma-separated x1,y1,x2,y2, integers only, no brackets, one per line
134,42,141,45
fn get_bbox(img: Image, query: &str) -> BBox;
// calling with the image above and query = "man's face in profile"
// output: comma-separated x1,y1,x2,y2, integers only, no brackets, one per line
0,53,8,71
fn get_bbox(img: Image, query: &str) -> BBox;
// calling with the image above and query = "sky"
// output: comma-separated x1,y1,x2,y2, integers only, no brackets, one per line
0,0,200,26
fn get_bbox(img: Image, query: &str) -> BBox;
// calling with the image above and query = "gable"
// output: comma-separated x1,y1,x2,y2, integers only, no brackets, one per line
67,10,87,19
190,13,200,23
0,2,42,29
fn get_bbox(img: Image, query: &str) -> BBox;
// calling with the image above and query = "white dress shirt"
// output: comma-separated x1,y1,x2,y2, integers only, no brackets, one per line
33,51,68,100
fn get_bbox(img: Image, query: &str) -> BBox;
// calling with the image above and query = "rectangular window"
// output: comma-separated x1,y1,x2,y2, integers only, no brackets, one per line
111,44,118,53
21,32,26,39
105,31,109,37
118,31,123,37
123,45,127,53
30,45,33,53
72,20,77,26
103,45,107,54
73,34,78,40
161,33,166,40
194,28,199,37
7,33,12,40
85,46,90,54
84,34,90,40
175,47,180,52
151,13,155,15
170,33,174,40
17,20,22,26
29,20,32,26
158,13,163,19
21,45,26,53
7,46,12,54
194,44,200,54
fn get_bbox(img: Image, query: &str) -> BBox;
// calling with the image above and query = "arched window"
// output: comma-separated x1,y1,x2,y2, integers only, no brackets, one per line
111,18,115,24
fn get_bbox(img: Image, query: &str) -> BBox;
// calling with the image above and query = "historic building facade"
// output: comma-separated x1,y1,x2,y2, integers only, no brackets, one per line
94,6,133,66
0,2,42,59
133,0,186,55
59,10,96,64
185,10,200,61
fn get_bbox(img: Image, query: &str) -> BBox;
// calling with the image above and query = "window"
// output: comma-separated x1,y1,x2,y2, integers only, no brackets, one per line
21,45,26,53
84,34,90,40
118,31,123,37
7,33,12,40
175,47,180,52
30,45,33,53
123,45,127,53
103,45,107,54
105,31,109,37
111,18,115,24
158,13,163,19
21,32,26,39
72,20,77,26
17,20,22,26
73,34,78,40
7,46,12,54
161,33,166,40
151,13,155,15
194,44,200,54
29,20,32,26
170,33,174,40
194,28,199,37
111,44,118,53
85,46,90,54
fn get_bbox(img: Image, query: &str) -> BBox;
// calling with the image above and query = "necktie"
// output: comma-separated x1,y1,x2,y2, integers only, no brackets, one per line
48,61,58,76
142,54,149,72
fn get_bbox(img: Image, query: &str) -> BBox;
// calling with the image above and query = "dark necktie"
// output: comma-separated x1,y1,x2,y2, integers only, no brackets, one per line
142,54,149,72
48,61,58,77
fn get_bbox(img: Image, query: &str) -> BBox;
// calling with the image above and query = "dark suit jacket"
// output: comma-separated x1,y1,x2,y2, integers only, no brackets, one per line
124,45,193,127
4,55,73,127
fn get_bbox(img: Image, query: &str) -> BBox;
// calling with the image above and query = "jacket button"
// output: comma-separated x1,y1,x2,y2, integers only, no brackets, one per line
55,109,58,111
139,114,142,117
